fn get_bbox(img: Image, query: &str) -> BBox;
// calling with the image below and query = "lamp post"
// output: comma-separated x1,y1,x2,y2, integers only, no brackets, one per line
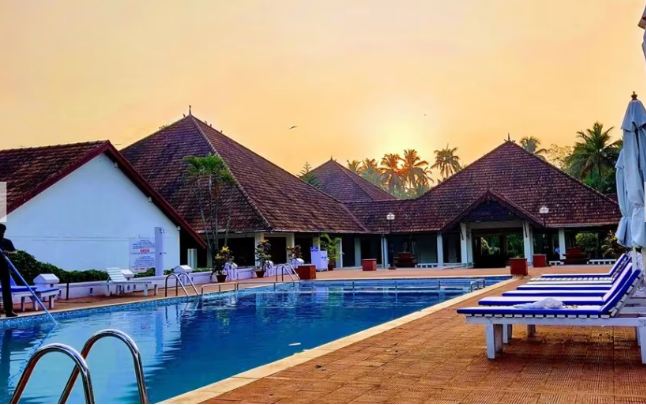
539,205,550,258
386,212,396,270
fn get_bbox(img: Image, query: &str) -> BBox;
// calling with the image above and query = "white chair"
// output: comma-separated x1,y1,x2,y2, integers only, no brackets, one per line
105,268,157,297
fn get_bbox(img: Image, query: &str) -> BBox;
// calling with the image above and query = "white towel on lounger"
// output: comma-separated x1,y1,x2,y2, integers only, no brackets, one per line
514,297,564,309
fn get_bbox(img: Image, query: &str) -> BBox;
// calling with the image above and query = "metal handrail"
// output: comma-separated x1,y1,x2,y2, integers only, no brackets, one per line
10,343,95,404
179,273,199,295
164,273,189,297
59,329,148,404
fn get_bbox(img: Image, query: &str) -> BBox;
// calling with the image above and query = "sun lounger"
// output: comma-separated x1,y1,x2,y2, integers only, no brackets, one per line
5,276,59,311
533,254,629,281
457,268,646,363
105,268,157,297
480,265,637,306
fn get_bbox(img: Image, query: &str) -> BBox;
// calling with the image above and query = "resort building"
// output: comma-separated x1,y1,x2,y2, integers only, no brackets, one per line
122,113,621,269
0,141,203,270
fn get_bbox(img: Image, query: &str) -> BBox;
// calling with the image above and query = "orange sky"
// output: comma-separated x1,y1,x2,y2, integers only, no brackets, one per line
1,0,646,174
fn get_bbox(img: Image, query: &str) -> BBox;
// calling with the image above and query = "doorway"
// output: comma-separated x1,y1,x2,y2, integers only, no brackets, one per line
472,229,523,268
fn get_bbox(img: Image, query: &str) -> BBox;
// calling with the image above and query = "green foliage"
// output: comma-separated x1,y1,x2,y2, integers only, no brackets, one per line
601,231,625,259
9,250,108,285
565,122,621,194
575,232,598,256
519,136,547,158
299,162,320,187
432,145,462,180
320,233,342,261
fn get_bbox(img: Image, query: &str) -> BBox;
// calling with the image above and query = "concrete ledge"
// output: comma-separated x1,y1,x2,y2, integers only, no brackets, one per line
163,277,518,404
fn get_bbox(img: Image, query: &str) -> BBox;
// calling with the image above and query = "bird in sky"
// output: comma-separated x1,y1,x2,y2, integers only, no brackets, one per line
289,125,298,130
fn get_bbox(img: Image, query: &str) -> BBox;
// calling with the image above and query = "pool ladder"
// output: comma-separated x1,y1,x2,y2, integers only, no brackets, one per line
10,329,148,404
164,272,199,297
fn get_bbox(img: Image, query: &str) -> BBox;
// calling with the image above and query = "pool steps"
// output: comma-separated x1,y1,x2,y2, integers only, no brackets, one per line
10,329,148,404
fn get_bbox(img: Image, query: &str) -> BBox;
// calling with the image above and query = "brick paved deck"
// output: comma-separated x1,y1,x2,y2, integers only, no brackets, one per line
200,275,646,404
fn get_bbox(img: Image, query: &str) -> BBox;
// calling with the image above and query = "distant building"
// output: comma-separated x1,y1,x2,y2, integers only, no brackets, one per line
309,159,396,202
0,141,203,270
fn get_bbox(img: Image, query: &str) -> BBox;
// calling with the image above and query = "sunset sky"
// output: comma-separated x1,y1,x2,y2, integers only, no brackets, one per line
1,0,646,174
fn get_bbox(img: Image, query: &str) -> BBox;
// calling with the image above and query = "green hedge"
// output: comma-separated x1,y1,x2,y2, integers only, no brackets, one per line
6,250,175,285
8,251,108,285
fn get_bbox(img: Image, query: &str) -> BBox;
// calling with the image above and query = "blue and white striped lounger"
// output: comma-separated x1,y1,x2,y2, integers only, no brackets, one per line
457,269,646,363
518,263,632,291
532,254,629,281
480,266,638,306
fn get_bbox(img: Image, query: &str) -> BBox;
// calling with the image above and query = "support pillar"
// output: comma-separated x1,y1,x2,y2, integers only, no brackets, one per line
286,233,295,249
523,221,533,265
381,235,388,269
354,237,361,267
336,238,343,268
436,233,444,267
460,223,470,266
558,229,566,260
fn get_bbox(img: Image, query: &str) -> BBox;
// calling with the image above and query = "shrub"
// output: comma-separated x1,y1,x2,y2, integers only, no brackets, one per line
8,250,109,285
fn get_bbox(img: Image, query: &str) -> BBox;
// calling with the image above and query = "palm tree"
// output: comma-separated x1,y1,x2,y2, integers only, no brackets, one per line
380,153,404,194
568,122,621,179
432,145,462,179
346,160,362,174
519,136,547,158
401,149,431,190
184,154,234,261
361,158,382,187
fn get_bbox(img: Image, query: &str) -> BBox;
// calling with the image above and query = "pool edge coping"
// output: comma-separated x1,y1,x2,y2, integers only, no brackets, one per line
162,276,519,404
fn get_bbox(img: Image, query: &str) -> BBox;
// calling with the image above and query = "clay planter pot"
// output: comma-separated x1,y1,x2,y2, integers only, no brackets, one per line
255,270,266,278
215,274,227,283
327,259,336,271
509,258,528,276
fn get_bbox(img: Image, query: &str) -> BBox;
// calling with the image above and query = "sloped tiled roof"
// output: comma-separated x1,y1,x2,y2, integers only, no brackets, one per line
310,159,396,202
121,115,367,234
347,141,620,233
0,141,205,246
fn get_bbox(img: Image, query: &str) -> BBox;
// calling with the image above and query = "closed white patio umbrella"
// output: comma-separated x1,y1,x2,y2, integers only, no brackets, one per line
617,93,646,266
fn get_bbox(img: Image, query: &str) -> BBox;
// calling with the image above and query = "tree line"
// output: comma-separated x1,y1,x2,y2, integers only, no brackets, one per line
299,121,622,198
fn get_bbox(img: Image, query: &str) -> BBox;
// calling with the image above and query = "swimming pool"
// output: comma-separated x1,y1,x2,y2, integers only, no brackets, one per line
0,276,507,403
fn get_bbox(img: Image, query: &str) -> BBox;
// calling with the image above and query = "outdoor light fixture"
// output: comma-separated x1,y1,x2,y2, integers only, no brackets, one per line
386,212,396,270
539,205,549,229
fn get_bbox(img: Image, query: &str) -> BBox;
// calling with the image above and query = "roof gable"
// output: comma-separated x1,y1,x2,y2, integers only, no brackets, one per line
310,159,396,202
122,115,367,233
0,141,205,247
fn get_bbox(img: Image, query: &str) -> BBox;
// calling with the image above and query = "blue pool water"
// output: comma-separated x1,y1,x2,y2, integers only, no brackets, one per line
0,277,507,403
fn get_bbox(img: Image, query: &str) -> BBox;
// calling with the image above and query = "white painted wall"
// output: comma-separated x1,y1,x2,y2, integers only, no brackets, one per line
5,154,181,270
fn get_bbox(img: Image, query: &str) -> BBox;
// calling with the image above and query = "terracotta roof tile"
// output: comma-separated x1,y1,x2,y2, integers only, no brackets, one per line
122,116,367,234
310,159,396,202
347,142,620,233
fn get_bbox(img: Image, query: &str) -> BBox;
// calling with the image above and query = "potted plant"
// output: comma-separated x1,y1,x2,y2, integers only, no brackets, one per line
508,255,528,276
213,246,233,283
321,234,342,271
255,239,272,278
287,245,304,268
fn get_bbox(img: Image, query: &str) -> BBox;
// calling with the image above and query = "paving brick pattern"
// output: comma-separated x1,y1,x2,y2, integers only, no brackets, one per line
203,278,646,404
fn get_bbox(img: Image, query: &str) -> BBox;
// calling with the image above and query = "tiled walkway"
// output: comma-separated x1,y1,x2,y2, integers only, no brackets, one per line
201,277,646,404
